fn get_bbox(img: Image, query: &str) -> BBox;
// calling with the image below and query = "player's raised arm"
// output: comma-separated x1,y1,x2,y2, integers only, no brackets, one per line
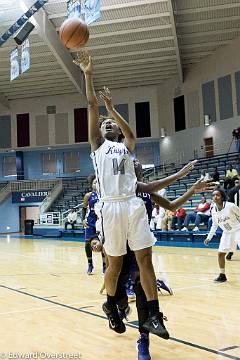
73,50,102,151
150,179,214,211
99,87,135,152
137,160,197,193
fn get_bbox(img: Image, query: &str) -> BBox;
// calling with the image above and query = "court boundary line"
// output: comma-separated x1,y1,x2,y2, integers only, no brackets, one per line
0,284,239,360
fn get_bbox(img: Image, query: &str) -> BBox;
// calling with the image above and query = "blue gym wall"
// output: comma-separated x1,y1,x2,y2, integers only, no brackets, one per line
0,141,160,181
0,146,95,181
0,196,19,233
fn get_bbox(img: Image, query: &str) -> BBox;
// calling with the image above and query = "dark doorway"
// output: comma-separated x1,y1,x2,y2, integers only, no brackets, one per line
204,137,214,157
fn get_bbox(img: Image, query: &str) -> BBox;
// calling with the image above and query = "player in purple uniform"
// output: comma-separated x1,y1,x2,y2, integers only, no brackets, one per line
81,175,106,275
92,161,214,360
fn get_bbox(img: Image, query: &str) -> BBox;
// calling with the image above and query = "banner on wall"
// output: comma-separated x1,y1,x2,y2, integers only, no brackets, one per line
12,190,50,203
10,48,19,81
21,38,30,74
84,0,101,25
67,0,81,18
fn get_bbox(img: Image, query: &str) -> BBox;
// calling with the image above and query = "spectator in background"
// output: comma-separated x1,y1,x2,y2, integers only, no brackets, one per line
228,178,240,206
150,204,160,230
224,164,238,190
65,208,77,230
161,209,173,231
181,196,211,232
150,204,165,230
211,167,220,183
171,207,186,231
200,170,211,181
235,157,240,175
226,177,240,261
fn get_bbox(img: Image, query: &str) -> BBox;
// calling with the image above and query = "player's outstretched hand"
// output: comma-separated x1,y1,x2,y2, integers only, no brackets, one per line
99,87,114,113
193,179,216,193
176,160,197,179
204,238,210,246
73,49,92,75
91,239,103,252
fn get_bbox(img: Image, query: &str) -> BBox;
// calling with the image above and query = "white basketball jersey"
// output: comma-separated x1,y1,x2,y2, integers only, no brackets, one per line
91,139,137,200
208,202,240,240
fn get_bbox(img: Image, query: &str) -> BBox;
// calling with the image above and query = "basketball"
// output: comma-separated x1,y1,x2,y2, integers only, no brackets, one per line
59,18,89,49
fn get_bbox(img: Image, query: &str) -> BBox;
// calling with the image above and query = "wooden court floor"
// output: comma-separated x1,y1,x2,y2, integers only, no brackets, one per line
0,236,239,360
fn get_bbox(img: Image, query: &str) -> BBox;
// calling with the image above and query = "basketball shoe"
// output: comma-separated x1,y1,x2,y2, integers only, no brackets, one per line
143,312,169,339
156,279,173,295
87,264,93,275
136,333,151,360
102,302,126,334
214,273,227,282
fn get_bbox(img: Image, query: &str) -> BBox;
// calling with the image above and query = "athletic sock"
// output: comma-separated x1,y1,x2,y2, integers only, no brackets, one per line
107,294,116,307
147,300,159,317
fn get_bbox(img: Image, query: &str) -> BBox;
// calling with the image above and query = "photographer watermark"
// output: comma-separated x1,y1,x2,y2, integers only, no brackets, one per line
0,353,81,359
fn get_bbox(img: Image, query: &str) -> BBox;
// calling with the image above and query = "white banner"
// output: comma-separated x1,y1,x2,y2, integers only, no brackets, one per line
10,48,19,81
67,0,81,19
21,38,30,74
84,0,101,25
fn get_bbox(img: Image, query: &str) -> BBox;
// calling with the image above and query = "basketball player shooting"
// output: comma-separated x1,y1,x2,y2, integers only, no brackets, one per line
73,49,175,338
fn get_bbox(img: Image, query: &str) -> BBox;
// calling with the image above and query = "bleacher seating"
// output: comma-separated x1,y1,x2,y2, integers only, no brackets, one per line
49,177,89,213
47,152,239,224
145,151,240,230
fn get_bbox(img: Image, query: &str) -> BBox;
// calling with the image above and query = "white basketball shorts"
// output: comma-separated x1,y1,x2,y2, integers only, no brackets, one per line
95,196,156,256
218,229,240,253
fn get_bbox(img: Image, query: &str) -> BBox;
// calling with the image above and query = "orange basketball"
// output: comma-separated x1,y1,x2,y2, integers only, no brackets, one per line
59,18,89,49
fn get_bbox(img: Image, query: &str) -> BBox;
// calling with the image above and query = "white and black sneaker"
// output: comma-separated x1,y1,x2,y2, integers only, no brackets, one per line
214,273,227,283
102,302,126,334
143,312,169,339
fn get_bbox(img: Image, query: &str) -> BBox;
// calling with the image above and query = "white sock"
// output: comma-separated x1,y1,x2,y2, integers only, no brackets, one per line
220,268,225,274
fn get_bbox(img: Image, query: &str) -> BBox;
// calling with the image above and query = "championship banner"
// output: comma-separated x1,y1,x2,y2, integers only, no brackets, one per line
12,190,50,203
10,48,19,81
21,38,30,74
0,0,48,47
84,0,101,25
67,0,81,19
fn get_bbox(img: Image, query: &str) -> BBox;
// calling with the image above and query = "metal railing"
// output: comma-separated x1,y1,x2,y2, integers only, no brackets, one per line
0,179,61,205
9,180,59,191
39,180,63,214
160,140,238,168
0,183,11,203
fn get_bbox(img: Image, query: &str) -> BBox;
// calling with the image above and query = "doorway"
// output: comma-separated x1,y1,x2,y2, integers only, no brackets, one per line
19,207,26,233
204,137,214,157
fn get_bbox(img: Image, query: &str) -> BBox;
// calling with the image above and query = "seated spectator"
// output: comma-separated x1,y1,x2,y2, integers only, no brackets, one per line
228,177,240,206
65,208,77,230
181,196,211,232
150,204,165,230
200,170,211,181
235,157,240,175
171,207,186,230
211,166,220,183
161,209,173,231
224,164,238,190
150,204,160,230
